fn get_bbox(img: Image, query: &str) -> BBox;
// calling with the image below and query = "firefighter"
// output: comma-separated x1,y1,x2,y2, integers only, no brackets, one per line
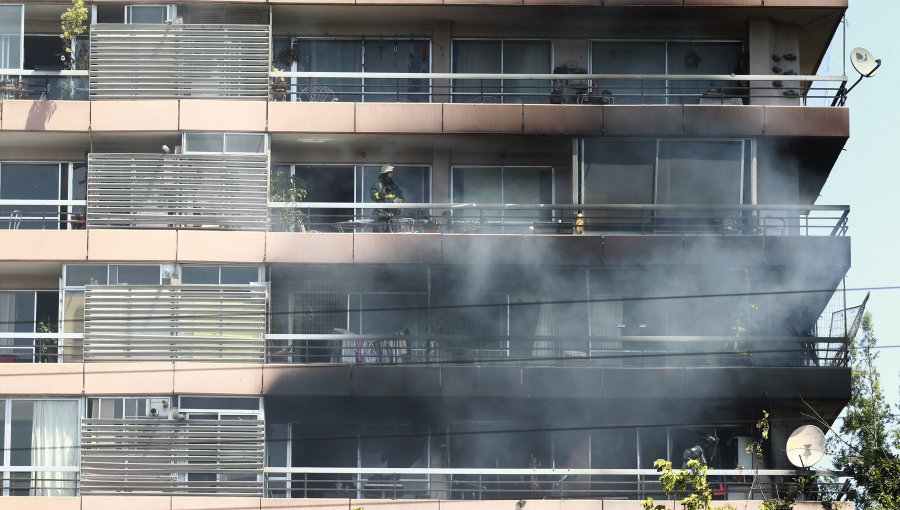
370,164,404,232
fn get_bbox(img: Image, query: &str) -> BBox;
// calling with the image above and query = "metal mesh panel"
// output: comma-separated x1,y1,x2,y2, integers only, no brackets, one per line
90,24,270,99
87,153,269,231
83,284,268,361
80,418,265,496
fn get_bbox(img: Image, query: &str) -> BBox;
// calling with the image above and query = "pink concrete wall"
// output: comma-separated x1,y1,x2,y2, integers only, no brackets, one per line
0,100,90,132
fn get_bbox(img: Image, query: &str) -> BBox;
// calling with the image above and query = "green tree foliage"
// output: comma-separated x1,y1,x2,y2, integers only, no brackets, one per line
60,0,88,54
830,312,900,509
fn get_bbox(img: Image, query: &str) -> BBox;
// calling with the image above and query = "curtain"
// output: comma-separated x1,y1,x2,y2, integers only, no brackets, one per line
30,400,79,496
0,293,14,351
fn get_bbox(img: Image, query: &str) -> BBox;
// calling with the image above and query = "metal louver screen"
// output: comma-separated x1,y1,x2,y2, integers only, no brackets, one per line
87,153,269,231
90,23,270,99
83,284,268,361
81,418,265,496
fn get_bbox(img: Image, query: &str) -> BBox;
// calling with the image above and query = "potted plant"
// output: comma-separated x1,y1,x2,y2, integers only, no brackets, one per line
270,169,308,232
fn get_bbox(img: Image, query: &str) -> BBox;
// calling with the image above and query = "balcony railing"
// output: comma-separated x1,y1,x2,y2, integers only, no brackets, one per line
0,332,82,363
90,24,270,99
269,202,850,236
265,333,849,368
0,69,89,101
271,71,849,106
1,200,86,230
264,467,842,501
0,467,79,496
87,153,269,230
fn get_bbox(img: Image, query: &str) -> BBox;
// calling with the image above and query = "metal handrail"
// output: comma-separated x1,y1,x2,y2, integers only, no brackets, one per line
273,71,846,82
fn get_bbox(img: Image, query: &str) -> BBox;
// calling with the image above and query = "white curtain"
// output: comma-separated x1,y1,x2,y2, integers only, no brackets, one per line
30,400,79,496
0,293,15,351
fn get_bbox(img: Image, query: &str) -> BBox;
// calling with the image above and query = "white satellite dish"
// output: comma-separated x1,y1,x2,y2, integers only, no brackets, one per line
785,425,826,468
851,47,880,77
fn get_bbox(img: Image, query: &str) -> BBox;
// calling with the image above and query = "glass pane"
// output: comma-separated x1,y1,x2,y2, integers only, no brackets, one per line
184,133,223,153
0,5,23,70
452,166,501,218
667,42,744,104
296,40,362,102
363,40,430,102
10,400,33,465
65,265,108,287
360,165,430,219
591,41,666,104
111,265,160,285
502,167,553,220
71,164,87,201
0,163,59,200
656,141,743,205
128,5,167,24
62,291,84,335
452,40,501,102
502,41,551,104
294,165,355,227
180,396,260,411
220,266,261,284
0,401,4,453
583,140,656,205
181,265,219,284
224,133,266,153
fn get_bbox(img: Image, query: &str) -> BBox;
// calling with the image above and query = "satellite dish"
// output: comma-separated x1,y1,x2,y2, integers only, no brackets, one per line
786,425,826,468
851,47,880,77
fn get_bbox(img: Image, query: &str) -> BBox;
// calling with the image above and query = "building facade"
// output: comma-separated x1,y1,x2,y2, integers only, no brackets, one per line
0,0,854,508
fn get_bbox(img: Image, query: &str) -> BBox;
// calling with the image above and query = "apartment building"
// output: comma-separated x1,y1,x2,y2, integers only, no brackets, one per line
0,0,854,508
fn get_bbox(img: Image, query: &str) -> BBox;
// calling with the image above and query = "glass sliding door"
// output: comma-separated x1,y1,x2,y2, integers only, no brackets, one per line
363,40,430,102
452,40,551,103
590,41,666,104
666,42,744,103
452,40,502,103
451,166,554,231
502,41,552,104
0,5,23,71
296,40,362,102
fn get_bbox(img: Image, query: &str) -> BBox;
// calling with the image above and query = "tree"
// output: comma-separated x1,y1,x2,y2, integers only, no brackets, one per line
828,312,900,509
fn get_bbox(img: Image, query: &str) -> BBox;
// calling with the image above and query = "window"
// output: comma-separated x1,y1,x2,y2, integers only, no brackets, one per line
273,164,431,230
181,265,263,285
284,38,431,102
580,138,747,217
590,41,744,104
125,4,177,24
1,399,79,496
452,39,552,103
0,5,23,70
183,132,267,154
451,166,554,230
0,163,85,230
0,291,58,362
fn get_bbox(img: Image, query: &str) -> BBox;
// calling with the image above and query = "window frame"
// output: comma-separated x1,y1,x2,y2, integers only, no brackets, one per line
182,132,269,155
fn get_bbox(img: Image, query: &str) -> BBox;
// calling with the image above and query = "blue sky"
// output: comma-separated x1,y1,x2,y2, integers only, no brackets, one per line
818,0,900,409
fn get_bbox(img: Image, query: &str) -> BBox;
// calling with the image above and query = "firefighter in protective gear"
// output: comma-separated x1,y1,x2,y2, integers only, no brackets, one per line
575,211,585,235
370,164,404,232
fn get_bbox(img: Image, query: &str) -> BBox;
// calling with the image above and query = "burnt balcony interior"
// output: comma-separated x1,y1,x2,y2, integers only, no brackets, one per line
267,262,849,367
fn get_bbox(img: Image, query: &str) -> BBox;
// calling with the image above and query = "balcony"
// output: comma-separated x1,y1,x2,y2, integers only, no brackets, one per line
89,24,270,99
268,202,850,237
86,153,269,231
81,284,268,362
269,71,849,107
